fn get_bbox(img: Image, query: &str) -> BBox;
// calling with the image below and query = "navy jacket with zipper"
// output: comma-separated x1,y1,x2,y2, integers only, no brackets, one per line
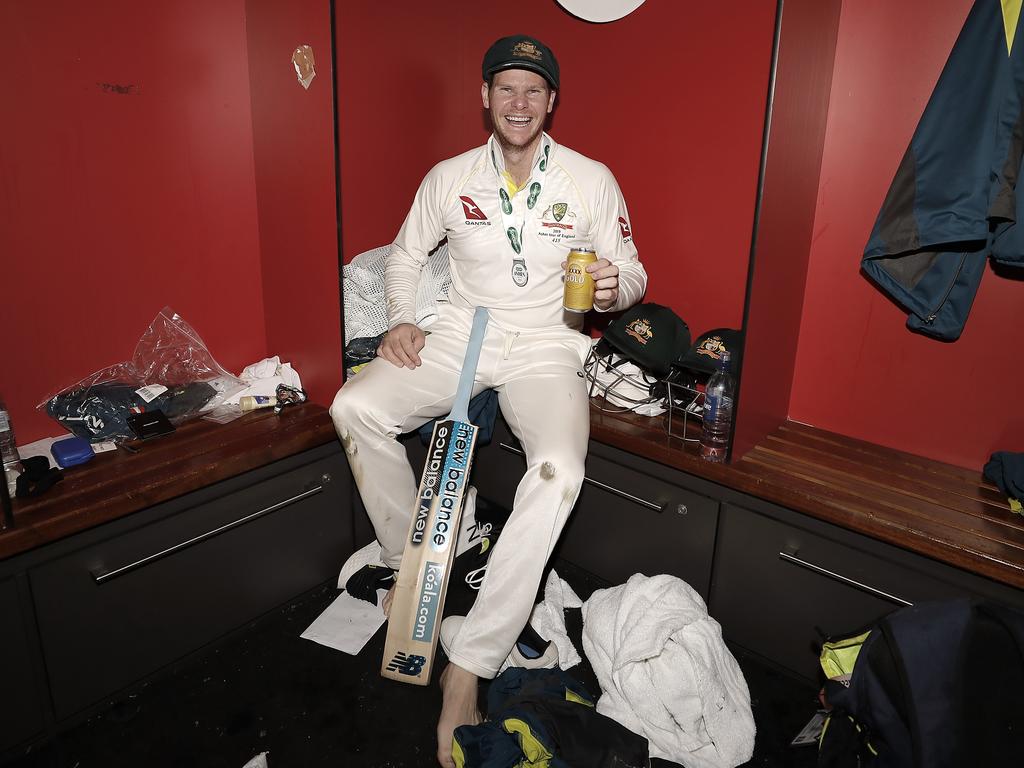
862,0,1024,341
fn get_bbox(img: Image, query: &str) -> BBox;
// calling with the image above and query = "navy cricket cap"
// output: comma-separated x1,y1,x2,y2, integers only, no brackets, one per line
679,328,743,375
602,303,691,379
482,35,560,90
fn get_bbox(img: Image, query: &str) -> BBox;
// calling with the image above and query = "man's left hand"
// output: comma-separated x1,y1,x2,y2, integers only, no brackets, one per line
588,258,619,310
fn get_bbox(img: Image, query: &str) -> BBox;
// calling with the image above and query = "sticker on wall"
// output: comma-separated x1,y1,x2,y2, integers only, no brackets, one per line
555,0,647,23
292,45,316,90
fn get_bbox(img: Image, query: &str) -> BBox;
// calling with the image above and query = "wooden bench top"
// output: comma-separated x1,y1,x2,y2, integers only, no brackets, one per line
589,407,1024,592
6,399,1022,595
0,403,337,561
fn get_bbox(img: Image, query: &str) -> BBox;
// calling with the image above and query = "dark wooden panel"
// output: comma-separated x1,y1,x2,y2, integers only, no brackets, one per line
0,577,43,753
556,453,719,598
30,450,350,721
1,404,337,560
711,502,974,680
586,406,1024,591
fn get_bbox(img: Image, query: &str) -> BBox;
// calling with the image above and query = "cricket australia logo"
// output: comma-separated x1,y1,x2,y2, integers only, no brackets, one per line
385,651,426,677
512,41,544,62
626,317,653,345
696,336,727,361
460,196,490,226
538,202,575,244
618,216,633,241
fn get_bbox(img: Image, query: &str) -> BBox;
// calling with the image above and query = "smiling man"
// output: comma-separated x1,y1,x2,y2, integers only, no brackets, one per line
330,34,646,768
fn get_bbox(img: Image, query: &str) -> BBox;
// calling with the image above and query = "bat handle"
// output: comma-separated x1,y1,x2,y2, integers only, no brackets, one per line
449,307,489,423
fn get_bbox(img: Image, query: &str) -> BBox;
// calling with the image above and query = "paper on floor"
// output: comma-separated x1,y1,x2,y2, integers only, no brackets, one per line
241,752,268,768
300,589,387,654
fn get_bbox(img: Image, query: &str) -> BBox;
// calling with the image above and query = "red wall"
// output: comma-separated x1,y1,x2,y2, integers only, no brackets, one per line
734,0,843,459
1,2,267,443
335,0,776,338
246,0,342,409
791,0,1024,469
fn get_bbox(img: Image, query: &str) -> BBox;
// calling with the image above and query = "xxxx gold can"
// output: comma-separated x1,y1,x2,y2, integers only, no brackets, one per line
563,247,598,313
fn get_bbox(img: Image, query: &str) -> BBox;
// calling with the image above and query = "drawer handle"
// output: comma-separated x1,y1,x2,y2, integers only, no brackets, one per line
778,549,913,607
498,441,663,513
91,485,324,584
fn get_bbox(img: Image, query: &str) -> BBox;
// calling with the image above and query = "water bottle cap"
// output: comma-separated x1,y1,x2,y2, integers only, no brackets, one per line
718,350,731,369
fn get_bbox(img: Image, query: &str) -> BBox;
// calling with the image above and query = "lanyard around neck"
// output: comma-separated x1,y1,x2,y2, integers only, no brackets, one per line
490,134,551,286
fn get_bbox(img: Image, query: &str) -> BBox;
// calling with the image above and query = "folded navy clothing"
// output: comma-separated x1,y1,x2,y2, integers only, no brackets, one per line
45,381,217,441
418,388,499,446
453,667,649,768
983,451,1024,500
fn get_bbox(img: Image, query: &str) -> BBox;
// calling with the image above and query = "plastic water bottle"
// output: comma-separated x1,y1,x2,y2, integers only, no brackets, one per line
0,396,22,472
700,351,735,463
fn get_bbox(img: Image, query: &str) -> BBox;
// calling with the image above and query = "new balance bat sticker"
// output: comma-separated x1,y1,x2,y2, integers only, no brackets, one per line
381,307,489,685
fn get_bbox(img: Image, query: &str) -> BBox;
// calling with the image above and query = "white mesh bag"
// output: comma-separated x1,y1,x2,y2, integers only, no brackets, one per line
342,243,452,342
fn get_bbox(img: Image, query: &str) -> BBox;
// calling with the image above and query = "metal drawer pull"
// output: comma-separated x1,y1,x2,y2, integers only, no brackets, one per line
778,549,913,607
91,485,324,584
498,442,663,512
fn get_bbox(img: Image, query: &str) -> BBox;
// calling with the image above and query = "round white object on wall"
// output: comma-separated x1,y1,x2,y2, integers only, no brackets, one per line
555,0,647,23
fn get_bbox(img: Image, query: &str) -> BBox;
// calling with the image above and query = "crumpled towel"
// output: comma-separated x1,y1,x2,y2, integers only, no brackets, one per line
582,573,755,768
530,570,583,670
223,356,303,405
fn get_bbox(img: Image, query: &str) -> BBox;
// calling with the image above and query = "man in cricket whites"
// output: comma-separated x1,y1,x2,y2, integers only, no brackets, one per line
330,34,646,768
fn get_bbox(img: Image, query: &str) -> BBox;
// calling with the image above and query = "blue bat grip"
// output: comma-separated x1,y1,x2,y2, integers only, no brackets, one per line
448,307,489,424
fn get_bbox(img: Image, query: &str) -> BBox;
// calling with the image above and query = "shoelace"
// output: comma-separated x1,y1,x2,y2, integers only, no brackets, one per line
463,531,496,590
465,564,488,590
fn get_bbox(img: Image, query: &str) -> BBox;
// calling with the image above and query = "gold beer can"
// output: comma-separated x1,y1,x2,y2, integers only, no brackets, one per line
563,247,598,313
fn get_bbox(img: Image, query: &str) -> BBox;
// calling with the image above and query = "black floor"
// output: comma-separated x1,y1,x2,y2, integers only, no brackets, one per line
8,561,823,768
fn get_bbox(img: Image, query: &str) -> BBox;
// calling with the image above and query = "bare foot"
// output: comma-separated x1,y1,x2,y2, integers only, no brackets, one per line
381,583,396,618
436,663,481,768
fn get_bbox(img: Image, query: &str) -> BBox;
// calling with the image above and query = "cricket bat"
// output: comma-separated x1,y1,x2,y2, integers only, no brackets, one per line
381,306,489,685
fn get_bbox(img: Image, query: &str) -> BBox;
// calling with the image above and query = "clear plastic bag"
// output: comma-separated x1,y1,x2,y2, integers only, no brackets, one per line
38,307,247,442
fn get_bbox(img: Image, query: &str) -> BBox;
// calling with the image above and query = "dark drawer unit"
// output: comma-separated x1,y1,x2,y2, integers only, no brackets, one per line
559,453,719,597
0,577,43,754
709,502,988,681
489,432,719,598
29,449,351,721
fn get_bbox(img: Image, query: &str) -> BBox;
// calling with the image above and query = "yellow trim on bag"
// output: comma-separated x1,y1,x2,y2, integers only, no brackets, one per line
820,630,872,679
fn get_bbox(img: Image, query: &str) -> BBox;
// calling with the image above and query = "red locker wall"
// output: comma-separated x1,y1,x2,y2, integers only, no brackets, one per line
791,0,1024,469
1,1,267,443
334,0,776,339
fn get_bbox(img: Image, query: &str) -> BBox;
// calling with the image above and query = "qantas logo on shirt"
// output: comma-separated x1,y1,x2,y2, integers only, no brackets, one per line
618,217,633,241
460,196,490,225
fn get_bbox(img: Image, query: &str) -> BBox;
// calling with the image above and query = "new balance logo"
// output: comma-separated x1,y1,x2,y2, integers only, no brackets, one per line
460,196,488,221
385,651,427,677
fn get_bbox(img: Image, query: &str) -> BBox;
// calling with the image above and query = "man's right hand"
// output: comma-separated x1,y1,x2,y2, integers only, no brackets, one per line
378,323,426,369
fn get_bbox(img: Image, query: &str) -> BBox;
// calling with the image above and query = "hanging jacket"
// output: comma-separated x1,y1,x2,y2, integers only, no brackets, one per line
861,0,1024,340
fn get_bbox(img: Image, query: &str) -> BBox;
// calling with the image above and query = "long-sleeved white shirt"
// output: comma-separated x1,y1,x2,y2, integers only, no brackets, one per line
386,134,647,331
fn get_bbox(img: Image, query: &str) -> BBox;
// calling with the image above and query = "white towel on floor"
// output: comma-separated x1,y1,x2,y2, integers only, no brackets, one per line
530,570,583,670
582,573,755,768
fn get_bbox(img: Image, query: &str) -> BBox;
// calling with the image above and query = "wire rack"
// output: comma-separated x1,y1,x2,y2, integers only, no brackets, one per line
584,356,705,443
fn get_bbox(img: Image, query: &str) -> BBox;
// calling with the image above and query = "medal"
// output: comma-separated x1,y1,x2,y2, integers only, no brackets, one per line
511,258,529,286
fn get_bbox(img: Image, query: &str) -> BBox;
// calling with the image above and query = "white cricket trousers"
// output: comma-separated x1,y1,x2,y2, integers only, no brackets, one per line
330,303,591,679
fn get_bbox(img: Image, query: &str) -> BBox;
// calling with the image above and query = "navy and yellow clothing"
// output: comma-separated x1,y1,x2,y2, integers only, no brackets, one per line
862,0,1024,340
